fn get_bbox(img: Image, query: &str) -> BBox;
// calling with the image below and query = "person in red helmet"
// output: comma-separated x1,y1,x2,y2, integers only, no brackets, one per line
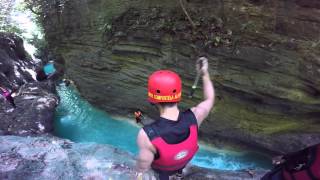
136,57,215,180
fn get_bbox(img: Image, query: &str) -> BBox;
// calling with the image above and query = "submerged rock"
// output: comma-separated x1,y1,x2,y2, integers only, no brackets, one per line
0,33,59,135
0,135,267,180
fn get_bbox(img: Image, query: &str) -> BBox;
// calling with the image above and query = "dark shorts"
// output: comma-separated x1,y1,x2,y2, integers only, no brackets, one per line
155,168,183,180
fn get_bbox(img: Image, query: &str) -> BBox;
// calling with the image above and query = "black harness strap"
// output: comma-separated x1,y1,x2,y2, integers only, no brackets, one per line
143,125,158,141
290,173,296,180
306,145,318,180
143,124,160,159
306,169,317,180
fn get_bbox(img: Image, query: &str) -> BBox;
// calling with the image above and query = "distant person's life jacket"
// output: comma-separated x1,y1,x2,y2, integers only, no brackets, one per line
3,91,10,97
262,143,320,180
143,109,199,172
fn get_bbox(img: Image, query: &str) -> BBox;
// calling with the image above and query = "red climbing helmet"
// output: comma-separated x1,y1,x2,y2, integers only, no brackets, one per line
148,70,182,103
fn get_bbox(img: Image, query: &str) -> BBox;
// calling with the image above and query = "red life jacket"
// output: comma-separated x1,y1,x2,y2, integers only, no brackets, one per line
151,125,198,171
282,143,320,180
262,143,320,180
143,110,199,172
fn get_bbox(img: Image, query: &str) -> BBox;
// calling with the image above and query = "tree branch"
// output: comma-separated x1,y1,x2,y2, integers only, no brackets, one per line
27,6,42,16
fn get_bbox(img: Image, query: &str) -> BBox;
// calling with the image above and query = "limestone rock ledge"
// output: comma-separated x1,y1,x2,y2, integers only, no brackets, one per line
0,33,58,135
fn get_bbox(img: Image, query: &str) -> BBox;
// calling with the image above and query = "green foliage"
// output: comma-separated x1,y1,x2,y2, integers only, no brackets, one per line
0,0,23,35
0,0,47,58
0,24,23,35
100,22,112,32
311,40,320,48
27,32,48,58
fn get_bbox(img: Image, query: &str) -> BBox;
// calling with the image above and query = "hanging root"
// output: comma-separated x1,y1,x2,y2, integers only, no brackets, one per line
179,0,196,29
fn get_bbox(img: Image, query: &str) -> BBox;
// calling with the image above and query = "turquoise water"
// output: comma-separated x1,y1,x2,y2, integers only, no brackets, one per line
54,84,272,170
44,63,56,75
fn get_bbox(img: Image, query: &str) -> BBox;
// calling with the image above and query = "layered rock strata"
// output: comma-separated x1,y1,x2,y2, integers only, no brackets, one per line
39,0,320,153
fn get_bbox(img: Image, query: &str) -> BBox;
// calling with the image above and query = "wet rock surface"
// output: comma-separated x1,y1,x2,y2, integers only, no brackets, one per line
0,33,58,135
39,0,320,153
0,135,267,180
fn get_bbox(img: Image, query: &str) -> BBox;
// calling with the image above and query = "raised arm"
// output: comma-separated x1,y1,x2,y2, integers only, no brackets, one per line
191,57,215,126
136,129,155,172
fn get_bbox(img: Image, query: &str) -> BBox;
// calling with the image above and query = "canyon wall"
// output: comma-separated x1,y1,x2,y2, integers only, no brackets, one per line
40,0,320,153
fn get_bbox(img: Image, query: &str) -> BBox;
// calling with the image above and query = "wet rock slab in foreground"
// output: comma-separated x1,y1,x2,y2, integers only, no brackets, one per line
0,136,267,180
